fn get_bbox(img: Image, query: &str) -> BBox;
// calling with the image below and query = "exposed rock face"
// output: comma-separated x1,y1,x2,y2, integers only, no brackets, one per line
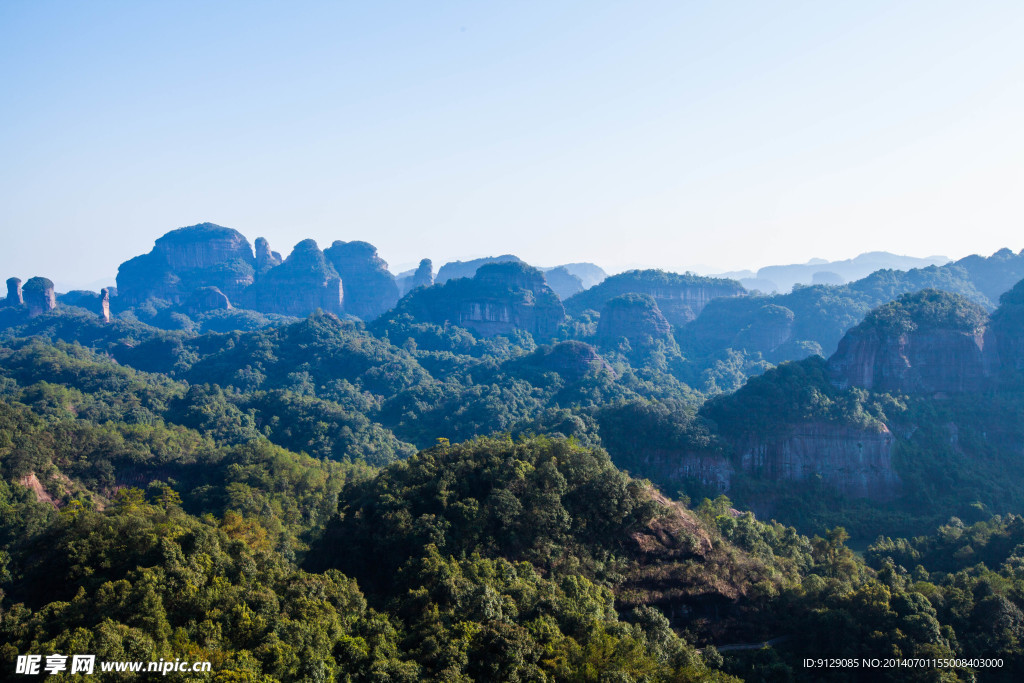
831,327,988,394
242,239,344,317
543,266,584,300
596,294,672,346
637,449,735,492
565,270,745,327
155,223,253,271
641,422,899,501
828,290,990,394
185,286,232,314
411,259,434,290
255,237,282,272
323,240,400,320
23,277,56,316
435,255,523,284
57,289,113,321
117,223,256,305
731,304,795,355
393,261,565,339
986,281,1024,382
736,422,899,500
100,288,111,323
5,278,22,306
397,258,435,296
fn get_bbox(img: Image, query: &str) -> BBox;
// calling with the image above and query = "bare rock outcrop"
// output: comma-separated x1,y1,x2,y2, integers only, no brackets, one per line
323,240,399,320
566,270,745,327
100,288,111,322
736,422,899,500
731,304,795,355
411,258,434,290
185,286,232,315
242,239,344,317
255,237,283,272
983,280,1024,383
116,223,256,305
596,294,672,347
58,288,113,321
398,258,435,296
4,277,22,306
390,261,565,339
23,277,56,316
828,289,989,394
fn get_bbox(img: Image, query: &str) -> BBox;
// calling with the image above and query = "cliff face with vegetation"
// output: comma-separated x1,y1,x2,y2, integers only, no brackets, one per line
323,240,400,319
387,261,566,339
241,238,345,317
566,270,746,326
828,290,990,394
15,226,1024,536
10,246,1024,678
116,223,257,305
736,422,899,500
597,293,673,346
637,421,899,503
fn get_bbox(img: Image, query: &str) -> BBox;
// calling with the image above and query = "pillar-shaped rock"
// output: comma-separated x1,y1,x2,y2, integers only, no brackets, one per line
412,259,434,289
5,277,23,306
255,237,282,271
100,288,111,323
23,277,56,317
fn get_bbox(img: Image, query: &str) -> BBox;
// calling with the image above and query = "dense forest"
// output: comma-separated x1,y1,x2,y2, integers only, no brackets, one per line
4,232,1024,680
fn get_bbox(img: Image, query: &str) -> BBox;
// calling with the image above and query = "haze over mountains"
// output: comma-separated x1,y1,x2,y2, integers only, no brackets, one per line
712,251,951,293
9,222,1024,678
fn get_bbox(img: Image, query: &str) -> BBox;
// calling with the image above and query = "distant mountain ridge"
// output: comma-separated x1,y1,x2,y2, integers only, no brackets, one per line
6,222,1024,386
715,251,950,293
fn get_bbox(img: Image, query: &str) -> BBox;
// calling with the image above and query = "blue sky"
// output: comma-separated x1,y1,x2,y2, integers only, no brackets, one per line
2,0,1023,287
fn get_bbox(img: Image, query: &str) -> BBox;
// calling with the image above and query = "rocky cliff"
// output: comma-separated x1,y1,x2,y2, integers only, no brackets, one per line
730,304,795,356
323,240,399,320
596,294,672,346
565,270,745,327
185,286,232,314
828,289,990,394
23,277,56,316
4,278,22,306
57,288,112,321
114,225,410,320
397,259,435,296
100,288,111,323
255,237,283,272
116,223,256,305
241,239,344,317
981,280,1024,384
736,422,899,500
637,421,899,501
389,261,565,339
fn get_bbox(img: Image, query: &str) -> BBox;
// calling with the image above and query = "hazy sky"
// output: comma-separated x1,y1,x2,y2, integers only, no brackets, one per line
2,1,1023,288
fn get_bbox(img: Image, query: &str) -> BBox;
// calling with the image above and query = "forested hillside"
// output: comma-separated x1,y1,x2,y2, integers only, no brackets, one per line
0,340,1012,680
6,228,1024,679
